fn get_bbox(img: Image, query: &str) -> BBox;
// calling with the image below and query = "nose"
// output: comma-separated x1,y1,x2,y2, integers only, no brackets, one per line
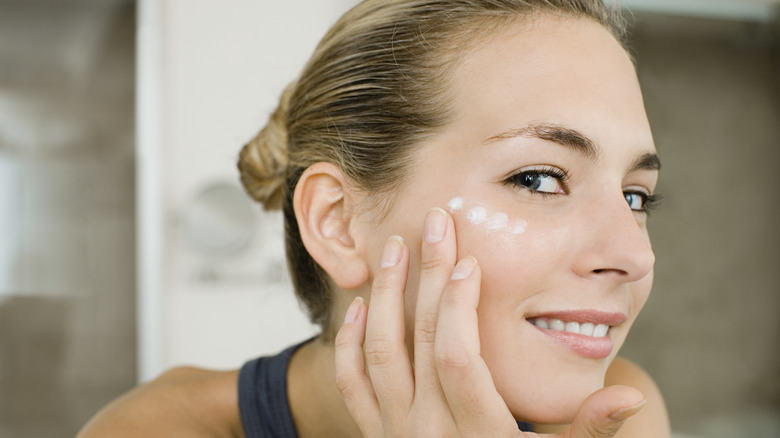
571,192,655,283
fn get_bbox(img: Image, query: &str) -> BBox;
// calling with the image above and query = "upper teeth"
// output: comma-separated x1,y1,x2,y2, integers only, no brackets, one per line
529,318,610,338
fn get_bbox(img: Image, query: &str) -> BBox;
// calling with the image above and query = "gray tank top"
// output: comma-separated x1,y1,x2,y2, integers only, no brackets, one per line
238,339,311,438
237,338,533,437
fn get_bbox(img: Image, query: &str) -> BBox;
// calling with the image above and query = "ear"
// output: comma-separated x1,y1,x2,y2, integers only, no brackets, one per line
293,162,370,290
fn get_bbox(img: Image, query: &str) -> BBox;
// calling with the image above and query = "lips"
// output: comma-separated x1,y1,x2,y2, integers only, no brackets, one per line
526,310,627,359
529,318,610,338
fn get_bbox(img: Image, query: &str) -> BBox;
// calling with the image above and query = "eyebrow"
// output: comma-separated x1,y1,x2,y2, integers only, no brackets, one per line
630,152,662,172
482,122,661,172
482,122,599,161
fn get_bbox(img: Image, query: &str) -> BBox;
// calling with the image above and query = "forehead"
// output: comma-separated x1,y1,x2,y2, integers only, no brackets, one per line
445,14,654,154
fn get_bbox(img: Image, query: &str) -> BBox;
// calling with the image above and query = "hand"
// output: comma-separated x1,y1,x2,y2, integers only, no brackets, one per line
335,207,645,437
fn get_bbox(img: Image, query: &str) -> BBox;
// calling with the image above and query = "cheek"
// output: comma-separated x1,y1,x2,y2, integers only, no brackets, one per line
451,204,571,301
448,201,611,423
450,205,575,330
629,269,653,319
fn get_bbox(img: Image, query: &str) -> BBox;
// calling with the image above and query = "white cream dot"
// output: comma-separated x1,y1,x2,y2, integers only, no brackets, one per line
510,219,528,234
486,212,509,231
466,206,487,225
448,197,464,212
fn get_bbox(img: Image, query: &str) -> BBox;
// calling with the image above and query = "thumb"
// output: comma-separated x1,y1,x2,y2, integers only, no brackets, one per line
565,385,646,438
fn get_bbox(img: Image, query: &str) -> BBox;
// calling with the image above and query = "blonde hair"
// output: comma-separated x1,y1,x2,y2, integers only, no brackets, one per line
238,0,627,333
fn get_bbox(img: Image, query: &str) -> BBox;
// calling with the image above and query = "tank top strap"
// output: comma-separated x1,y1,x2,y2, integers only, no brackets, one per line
517,419,533,432
238,338,315,438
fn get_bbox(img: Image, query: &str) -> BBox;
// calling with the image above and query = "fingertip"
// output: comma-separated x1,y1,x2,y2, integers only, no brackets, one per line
568,386,647,438
608,397,646,422
388,234,406,245
380,236,405,268
579,384,645,425
424,207,449,244
344,296,365,324
604,385,646,421
609,384,646,406
428,206,450,216
336,297,367,352
450,256,478,281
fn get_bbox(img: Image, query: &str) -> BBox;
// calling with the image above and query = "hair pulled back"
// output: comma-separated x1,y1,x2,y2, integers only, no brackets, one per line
238,0,627,333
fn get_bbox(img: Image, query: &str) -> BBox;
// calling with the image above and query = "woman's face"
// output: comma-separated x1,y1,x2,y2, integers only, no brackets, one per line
361,16,658,423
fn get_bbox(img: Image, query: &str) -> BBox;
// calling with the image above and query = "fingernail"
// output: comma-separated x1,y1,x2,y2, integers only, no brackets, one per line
450,256,477,280
424,208,447,244
380,236,404,268
609,399,647,421
344,296,364,324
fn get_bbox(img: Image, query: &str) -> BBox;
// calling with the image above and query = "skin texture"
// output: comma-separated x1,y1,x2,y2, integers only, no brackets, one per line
339,14,659,425
77,13,671,438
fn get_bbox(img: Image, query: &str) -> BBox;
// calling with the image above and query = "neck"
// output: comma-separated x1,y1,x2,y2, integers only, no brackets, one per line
287,337,363,438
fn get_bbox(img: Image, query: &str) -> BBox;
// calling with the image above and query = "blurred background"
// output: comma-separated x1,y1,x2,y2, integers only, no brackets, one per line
0,0,777,437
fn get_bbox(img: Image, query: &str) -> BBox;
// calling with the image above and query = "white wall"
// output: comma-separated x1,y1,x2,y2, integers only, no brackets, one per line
137,0,359,381
0,157,21,300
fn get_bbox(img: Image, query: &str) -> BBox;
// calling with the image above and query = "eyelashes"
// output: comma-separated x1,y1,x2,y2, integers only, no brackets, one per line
638,192,663,214
624,189,663,214
502,165,570,197
502,165,662,214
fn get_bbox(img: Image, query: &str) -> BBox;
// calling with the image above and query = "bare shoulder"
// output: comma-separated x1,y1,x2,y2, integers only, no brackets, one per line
77,367,244,438
605,356,671,438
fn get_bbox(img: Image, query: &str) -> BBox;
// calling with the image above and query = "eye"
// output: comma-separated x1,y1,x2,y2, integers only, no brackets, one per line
624,192,645,211
504,166,568,195
624,190,661,213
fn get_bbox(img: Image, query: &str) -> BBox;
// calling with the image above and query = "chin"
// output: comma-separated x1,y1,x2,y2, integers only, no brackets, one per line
490,353,612,425
509,377,605,424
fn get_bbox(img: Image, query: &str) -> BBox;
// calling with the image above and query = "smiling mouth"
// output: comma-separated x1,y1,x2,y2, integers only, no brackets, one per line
527,317,610,338
525,311,627,359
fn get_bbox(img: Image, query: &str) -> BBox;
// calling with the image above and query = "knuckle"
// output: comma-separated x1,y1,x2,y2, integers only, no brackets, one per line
371,275,403,301
434,342,473,370
334,328,357,352
370,279,397,298
414,313,438,344
334,371,357,397
584,421,621,437
363,338,399,367
419,255,447,273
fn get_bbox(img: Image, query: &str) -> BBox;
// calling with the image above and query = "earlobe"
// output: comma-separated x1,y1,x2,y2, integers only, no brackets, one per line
293,163,370,290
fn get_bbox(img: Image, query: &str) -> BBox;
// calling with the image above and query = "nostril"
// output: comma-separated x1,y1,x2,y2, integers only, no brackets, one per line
592,268,628,276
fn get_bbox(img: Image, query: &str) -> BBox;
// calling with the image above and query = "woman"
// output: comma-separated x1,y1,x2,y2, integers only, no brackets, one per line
79,0,670,436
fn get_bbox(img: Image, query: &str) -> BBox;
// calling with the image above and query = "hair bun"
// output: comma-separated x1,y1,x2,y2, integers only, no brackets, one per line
238,84,294,210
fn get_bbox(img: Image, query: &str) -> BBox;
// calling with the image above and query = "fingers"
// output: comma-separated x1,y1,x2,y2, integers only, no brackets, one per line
334,297,383,436
435,257,517,436
363,236,415,419
337,210,521,437
565,385,646,438
413,208,457,397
